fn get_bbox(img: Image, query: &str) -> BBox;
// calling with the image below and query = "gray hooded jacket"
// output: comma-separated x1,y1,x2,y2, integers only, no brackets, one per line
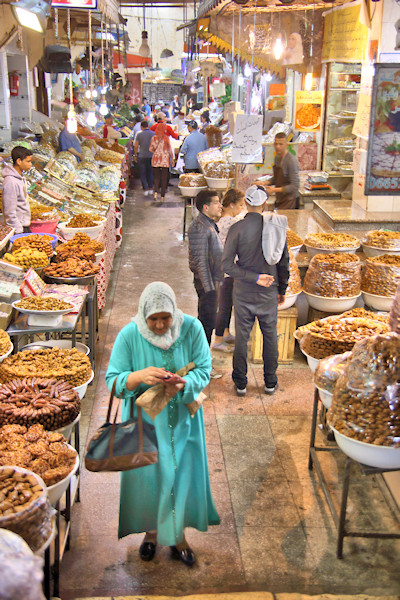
2,164,31,233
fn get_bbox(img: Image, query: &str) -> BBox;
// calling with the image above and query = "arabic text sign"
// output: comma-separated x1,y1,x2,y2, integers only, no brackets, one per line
232,114,263,164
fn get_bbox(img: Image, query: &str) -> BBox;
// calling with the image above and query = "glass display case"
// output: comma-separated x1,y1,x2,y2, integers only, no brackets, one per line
322,62,361,176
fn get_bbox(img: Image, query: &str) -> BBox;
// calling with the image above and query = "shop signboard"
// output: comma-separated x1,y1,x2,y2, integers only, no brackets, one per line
142,82,182,106
322,2,368,63
294,91,323,132
51,0,97,7
365,63,400,195
232,114,263,164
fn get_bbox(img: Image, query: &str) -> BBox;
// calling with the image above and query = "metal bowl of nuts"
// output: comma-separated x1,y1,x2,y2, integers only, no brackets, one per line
303,291,360,312
330,426,400,469
361,291,394,312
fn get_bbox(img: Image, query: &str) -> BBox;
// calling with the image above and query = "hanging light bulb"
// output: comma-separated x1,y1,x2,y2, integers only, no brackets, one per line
265,72,273,82
92,89,98,98
244,63,252,78
101,86,107,94
67,104,77,134
273,37,284,60
99,98,108,116
139,31,151,58
305,72,313,91
238,73,244,86
87,111,97,127
85,89,91,99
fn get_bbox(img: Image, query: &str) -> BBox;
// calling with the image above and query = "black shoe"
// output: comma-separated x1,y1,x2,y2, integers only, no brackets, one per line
170,545,196,566
139,541,157,561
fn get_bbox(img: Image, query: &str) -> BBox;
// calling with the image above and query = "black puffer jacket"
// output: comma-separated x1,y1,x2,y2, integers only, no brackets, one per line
188,212,223,292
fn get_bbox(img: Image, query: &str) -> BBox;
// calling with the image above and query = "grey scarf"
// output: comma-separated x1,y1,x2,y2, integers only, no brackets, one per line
262,213,288,265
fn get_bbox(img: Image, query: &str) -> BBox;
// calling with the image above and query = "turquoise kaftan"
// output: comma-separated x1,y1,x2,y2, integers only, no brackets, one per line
105,315,220,545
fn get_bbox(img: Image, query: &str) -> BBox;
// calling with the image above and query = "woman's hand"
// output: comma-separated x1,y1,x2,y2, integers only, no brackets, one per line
126,367,170,389
164,381,185,401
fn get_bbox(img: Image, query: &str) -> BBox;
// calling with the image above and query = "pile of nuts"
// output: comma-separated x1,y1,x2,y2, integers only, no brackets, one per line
0,347,92,387
363,230,400,249
54,246,95,263
3,248,48,269
0,377,80,429
44,257,100,278
329,333,400,446
287,249,302,295
303,253,361,297
305,233,360,249
66,214,100,228
0,330,12,356
361,254,400,296
0,465,54,551
62,232,104,253
12,235,53,257
287,229,303,248
15,297,73,312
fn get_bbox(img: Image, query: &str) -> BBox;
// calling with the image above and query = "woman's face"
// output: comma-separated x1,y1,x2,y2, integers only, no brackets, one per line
147,312,173,335
288,34,297,49
232,199,245,217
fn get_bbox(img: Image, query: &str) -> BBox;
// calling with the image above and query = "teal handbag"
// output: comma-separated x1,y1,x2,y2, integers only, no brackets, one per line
85,378,158,472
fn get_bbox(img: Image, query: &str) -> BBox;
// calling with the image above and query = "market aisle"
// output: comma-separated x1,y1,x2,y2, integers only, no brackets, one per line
59,184,400,599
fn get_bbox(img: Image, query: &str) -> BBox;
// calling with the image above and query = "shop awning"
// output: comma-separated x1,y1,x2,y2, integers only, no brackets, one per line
112,53,151,68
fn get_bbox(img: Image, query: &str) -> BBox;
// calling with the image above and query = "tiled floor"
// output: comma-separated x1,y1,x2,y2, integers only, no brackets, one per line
59,183,400,599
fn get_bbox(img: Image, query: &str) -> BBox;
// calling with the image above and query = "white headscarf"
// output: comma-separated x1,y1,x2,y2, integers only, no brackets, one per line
133,282,184,350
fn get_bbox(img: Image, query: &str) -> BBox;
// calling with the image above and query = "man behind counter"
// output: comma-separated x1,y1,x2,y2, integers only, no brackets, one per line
265,132,299,209
59,114,84,162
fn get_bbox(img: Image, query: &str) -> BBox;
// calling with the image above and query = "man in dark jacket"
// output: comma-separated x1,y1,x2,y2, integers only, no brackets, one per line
222,185,289,396
188,189,223,376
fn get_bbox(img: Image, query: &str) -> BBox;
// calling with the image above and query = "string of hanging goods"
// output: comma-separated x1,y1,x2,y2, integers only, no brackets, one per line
66,8,77,134
87,10,97,127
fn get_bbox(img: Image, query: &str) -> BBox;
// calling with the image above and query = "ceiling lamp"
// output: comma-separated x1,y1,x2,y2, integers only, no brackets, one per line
273,37,284,60
11,0,49,33
139,30,151,57
160,48,174,58
67,104,77,134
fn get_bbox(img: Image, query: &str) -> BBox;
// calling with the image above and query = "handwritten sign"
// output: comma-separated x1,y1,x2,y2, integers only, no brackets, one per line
232,115,263,164
322,4,368,62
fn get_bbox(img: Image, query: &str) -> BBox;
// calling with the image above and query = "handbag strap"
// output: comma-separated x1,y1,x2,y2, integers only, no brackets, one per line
107,377,134,422
107,377,144,459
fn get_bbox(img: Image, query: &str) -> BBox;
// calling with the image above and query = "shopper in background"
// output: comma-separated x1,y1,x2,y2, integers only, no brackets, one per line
149,122,174,203
59,114,84,161
188,190,223,379
141,97,151,118
171,94,182,117
265,132,300,209
134,120,155,196
213,189,246,353
106,281,219,567
200,110,211,134
150,113,179,140
179,120,208,173
2,146,32,234
103,114,122,140
222,185,289,396
172,111,187,135
132,115,143,137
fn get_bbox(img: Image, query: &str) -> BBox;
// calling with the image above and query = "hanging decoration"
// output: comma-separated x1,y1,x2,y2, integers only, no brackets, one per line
66,8,77,134
99,15,108,116
86,9,97,127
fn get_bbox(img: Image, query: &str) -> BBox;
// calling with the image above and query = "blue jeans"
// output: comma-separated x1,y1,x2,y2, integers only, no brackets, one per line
138,157,153,190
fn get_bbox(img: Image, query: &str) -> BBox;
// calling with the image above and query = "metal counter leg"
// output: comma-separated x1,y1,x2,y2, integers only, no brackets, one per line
337,456,352,559
308,387,319,470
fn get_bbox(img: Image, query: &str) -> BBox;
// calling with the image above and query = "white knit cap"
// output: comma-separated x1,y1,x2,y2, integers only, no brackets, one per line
245,185,269,206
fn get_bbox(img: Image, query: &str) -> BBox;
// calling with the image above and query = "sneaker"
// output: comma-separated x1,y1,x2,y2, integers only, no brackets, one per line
212,342,233,353
143,190,148,196
264,384,278,395
153,193,158,201
223,334,235,345
235,386,247,397
210,367,223,380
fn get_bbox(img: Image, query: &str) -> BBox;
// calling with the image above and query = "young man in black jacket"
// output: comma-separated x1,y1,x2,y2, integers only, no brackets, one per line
188,189,223,377
222,185,289,396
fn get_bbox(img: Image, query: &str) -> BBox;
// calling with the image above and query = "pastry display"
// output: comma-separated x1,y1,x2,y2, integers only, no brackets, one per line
361,255,400,297
287,229,303,248
303,253,361,297
96,149,124,164
54,246,96,263
0,330,12,356
287,249,302,295
3,248,48,269
295,308,389,342
329,333,400,446
362,230,400,249
0,348,92,387
179,173,207,187
0,466,54,552
14,297,73,311
44,257,100,278
304,233,359,249
64,214,101,228
0,378,80,430
61,232,104,253
197,149,234,179
12,235,53,257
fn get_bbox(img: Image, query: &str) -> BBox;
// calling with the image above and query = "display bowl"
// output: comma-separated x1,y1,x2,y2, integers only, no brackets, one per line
12,301,74,327
73,369,94,400
55,412,81,441
317,387,333,409
303,291,360,312
35,515,57,556
94,249,106,265
361,291,394,312
20,340,90,356
300,349,319,373
43,273,96,285
362,244,400,258
305,244,360,258
46,446,79,505
0,344,13,363
10,232,59,251
205,177,234,190
330,426,400,469
30,219,60,235
57,218,106,241
289,244,303,258
278,291,301,311
178,185,207,197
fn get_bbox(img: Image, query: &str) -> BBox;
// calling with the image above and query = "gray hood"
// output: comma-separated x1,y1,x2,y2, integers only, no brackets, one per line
2,164,23,180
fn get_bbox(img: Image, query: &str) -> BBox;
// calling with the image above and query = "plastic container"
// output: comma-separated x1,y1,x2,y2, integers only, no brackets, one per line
331,427,400,469
317,387,333,409
0,344,13,363
300,348,319,373
303,291,360,312
362,291,394,312
94,249,106,265
57,218,106,241
305,244,360,258
46,448,79,505
205,177,234,190
73,369,94,399
55,412,81,441
278,292,301,311
29,219,60,235
178,186,207,197
10,232,58,251
362,244,400,258
290,244,302,258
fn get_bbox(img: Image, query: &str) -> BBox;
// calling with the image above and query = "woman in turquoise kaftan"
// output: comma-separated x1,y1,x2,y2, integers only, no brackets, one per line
105,282,220,565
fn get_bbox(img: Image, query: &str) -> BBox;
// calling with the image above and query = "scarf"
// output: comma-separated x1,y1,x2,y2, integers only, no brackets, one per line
133,282,184,350
154,123,170,153
262,213,288,265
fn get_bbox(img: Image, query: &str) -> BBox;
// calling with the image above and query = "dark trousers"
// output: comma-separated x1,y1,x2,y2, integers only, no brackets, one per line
153,166,169,197
194,277,218,345
184,168,200,173
215,276,234,337
138,157,153,190
232,285,278,390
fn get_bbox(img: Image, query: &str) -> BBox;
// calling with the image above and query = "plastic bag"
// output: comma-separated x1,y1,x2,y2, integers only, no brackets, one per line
303,253,361,297
361,254,400,297
314,351,352,393
389,282,400,333
362,229,400,250
0,529,46,600
287,249,302,295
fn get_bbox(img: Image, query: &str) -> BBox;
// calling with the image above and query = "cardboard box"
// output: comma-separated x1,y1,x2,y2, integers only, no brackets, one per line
251,306,298,364
0,302,14,330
